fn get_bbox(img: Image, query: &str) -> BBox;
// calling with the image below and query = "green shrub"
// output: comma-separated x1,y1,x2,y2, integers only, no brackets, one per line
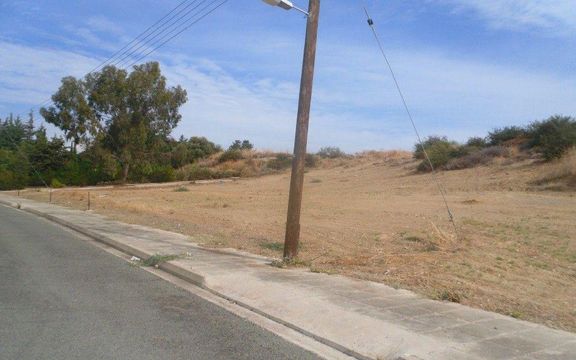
0,149,29,190
218,149,243,163
171,136,222,168
528,115,576,160
414,137,460,172
176,164,215,181
268,153,293,170
466,137,488,148
317,146,346,159
414,136,451,160
50,178,65,188
148,165,175,183
487,126,527,146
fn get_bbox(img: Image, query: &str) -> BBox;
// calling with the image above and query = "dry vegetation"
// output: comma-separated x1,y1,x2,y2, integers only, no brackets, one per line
15,150,576,332
534,147,576,190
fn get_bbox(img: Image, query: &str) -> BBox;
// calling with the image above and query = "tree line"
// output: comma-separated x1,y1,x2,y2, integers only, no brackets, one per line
0,62,239,190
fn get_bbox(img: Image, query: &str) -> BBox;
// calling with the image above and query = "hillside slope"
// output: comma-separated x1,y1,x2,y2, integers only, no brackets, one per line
15,151,576,331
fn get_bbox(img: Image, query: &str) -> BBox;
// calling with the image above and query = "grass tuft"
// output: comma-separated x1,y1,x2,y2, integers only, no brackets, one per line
142,254,179,267
436,290,462,303
259,242,284,252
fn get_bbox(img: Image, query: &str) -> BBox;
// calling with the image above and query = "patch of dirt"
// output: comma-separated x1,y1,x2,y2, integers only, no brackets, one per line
17,151,576,332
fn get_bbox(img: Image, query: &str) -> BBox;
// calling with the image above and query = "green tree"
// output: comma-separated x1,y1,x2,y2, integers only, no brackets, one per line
41,62,187,182
229,139,253,151
40,77,95,153
0,149,29,190
0,114,27,150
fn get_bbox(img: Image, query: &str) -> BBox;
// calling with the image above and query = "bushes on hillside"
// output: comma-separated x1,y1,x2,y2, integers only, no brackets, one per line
267,153,292,170
488,126,527,146
415,136,510,172
267,153,318,171
414,137,460,171
171,137,221,168
317,146,346,159
175,164,239,181
414,115,576,172
148,165,176,183
218,149,244,163
445,146,509,170
534,147,576,188
528,115,576,160
466,137,488,149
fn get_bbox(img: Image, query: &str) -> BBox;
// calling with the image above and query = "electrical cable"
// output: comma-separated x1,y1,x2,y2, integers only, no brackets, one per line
121,0,229,69
111,0,208,69
86,0,194,75
360,4,459,237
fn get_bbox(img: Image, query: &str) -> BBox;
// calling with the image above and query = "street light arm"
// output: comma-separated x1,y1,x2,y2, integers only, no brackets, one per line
291,4,309,16
262,0,309,16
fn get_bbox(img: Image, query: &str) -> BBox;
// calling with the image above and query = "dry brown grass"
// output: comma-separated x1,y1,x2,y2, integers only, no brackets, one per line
16,153,576,332
535,148,576,190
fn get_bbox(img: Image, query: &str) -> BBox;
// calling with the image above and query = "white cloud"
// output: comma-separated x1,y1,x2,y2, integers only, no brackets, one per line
439,0,576,35
1,38,575,152
0,41,100,106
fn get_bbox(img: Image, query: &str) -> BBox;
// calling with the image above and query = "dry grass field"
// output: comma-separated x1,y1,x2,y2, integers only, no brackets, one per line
16,151,576,331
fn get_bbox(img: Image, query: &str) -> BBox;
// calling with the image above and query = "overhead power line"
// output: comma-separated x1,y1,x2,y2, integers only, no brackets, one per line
111,0,209,69
360,4,459,237
86,0,193,75
18,0,229,116
123,0,229,69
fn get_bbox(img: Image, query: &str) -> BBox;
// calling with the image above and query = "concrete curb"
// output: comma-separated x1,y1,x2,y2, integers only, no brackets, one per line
0,199,206,288
0,198,371,360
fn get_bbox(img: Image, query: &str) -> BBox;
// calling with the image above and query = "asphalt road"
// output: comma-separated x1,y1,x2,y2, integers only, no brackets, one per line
0,205,319,360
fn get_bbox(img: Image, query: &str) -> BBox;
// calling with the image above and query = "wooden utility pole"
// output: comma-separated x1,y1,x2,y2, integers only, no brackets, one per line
284,0,320,260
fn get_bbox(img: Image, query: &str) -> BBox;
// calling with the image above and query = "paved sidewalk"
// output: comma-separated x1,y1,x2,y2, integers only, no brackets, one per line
1,194,574,360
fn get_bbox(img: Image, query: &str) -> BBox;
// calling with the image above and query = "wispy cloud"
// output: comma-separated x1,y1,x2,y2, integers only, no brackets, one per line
439,0,576,35
1,26,575,151
0,41,99,106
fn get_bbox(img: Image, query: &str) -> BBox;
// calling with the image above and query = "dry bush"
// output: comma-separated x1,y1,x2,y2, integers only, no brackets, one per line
534,147,576,188
356,150,412,162
217,158,262,177
445,146,509,170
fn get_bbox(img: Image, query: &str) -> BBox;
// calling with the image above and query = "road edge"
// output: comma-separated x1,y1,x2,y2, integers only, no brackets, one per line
0,198,368,360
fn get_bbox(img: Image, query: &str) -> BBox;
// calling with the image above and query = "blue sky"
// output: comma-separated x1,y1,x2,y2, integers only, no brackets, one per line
1,0,575,151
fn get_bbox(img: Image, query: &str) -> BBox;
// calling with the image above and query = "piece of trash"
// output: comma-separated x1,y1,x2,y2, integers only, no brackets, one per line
154,264,159,269
185,252,193,257
130,256,141,262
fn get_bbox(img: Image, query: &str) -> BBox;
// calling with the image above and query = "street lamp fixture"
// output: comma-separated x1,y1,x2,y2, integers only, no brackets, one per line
262,0,320,260
262,0,310,16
